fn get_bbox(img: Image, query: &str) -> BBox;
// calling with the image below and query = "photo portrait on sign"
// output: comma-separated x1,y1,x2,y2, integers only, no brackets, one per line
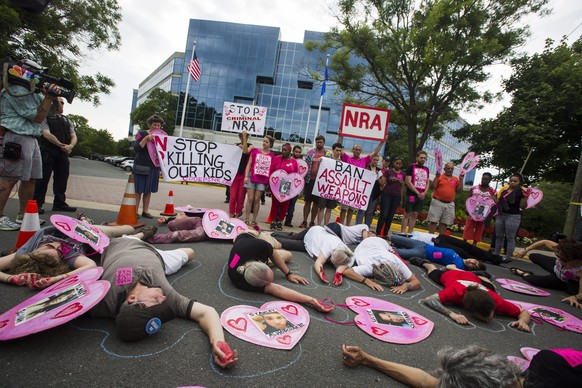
279,178,291,195
74,224,99,244
15,284,86,325
369,309,415,328
474,204,489,218
215,219,235,236
250,309,300,338
531,307,567,323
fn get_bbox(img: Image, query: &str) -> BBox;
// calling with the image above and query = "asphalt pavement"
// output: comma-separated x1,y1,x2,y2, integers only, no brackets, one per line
0,159,581,387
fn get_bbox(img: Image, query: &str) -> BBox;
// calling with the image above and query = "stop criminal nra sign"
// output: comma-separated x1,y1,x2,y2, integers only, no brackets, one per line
339,103,391,141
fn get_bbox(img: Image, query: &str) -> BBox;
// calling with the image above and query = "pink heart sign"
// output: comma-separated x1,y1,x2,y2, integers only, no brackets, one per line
507,347,541,373
459,152,480,175
220,301,309,350
526,188,543,209
202,209,248,240
434,148,443,175
296,159,308,178
147,128,168,167
269,170,305,203
346,296,434,344
465,195,495,222
50,215,110,253
0,267,109,340
508,300,582,334
496,278,550,296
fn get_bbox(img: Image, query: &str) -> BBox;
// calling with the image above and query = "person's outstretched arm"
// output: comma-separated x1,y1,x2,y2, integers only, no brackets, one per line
343,268,384,291
342,345,438,387
189,302,238,369
422,293,469,325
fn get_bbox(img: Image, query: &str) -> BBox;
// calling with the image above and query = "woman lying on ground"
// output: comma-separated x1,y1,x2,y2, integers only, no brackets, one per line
0,224,156,288
341,344,582,387
146,212,208,244
227,231,333,313
511,239,582,309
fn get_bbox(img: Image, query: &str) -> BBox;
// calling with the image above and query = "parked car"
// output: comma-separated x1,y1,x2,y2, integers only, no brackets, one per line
120,160,134,171
114,157,132,167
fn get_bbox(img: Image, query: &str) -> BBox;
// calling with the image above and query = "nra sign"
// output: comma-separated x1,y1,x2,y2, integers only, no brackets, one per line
339,103,391,141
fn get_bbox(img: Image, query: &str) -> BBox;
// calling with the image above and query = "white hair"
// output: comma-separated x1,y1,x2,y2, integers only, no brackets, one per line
330,245,354,267
237,261,274,287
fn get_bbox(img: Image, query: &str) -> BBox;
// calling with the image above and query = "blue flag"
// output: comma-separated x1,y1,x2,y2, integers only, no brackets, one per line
320,65,328,96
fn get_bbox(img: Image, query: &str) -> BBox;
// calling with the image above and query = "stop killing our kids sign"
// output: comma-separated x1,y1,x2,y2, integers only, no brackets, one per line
222,101,268,136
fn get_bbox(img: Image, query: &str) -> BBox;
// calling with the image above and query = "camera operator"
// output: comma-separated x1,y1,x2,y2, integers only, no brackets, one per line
33,96,77,214
0,59,60,231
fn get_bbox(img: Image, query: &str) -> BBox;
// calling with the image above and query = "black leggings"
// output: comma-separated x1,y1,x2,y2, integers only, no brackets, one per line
271,229,309,252
434,234,503,265
523,253,579,294
428,269,496,292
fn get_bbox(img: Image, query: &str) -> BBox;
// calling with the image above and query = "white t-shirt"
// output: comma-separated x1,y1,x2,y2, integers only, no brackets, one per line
352,237,412,279
338,224,369,244
304,226,348,262
411,231,436,245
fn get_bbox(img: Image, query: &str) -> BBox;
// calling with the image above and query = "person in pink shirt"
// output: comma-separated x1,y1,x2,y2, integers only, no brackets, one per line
268,143,298,231
463,172,497,245
244,135,274,226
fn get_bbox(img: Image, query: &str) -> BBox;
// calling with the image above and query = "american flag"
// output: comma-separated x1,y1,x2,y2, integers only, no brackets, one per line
186,52,201,81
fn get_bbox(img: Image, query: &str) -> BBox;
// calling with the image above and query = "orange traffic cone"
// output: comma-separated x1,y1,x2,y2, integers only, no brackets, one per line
265,212,272,224
13,200,41,251
161,190,177,216
109,174,144,227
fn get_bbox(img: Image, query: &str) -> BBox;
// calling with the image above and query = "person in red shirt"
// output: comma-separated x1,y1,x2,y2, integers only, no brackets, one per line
413,261,530,331
427,162,464,234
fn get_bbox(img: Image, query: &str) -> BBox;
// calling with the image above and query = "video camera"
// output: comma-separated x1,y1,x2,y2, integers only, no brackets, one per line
1,58,75,103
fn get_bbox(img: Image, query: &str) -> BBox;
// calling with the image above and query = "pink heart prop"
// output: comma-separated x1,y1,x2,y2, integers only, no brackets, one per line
459,152,480,175
497,278,550,296
147,128,167,167
269,170,305,203
526,188,543,209
465,195,495,222
521,347,541,361
296,159,308,178
50,215,110,253
508,300,582,333
434,148,443,175
0,267,109,340
220,301,309,350
202,209,248,240
508,356,530,373
346,296,434,344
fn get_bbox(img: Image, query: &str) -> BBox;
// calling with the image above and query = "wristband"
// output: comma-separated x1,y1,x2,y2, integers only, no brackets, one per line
361,277,367,284
284,270,292,277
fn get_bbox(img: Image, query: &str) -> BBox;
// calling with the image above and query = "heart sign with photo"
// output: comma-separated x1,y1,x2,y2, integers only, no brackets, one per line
465,195,495,222
508,300,582,334
202,209,248,240
0,267,109,340
50,215,109,253
269,170,305,203
496,278,550,296
221,301,309,350
296,158,308,178
525,188,544,209
147,128,168,167
434,148,443,175
346,296,433,344
459,152,480,175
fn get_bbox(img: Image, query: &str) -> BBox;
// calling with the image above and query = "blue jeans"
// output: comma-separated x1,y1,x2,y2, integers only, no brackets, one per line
284,195,299,224
390,234,426,259
355,197,378,227
376,194,401,235
493,213,521,260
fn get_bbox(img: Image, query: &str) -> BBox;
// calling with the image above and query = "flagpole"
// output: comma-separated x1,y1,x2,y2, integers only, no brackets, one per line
179,41,197,138
313,54,329,142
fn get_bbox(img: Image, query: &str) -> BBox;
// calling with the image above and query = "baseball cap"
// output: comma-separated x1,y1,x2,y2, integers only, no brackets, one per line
116,302,175,342
383,155,391,162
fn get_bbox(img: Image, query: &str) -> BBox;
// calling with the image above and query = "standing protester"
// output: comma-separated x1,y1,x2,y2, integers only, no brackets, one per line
268,143,298,231
0,59,59,230
299,135,331,228
376,156,405,237
462,172,497,245
244,135,274,226
355,154,382,227
228,130,253,218
427,162,464,234
316,143,342,225
401,150,429,234
33,97,77,214
283,145,302,227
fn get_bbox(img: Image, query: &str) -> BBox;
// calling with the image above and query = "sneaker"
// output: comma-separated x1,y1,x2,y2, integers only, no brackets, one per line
309,221,315,227
275,221,283,231
284,221,293,227
270,221,277,231
53,205,77,212
140,225,158,241
0,216,20,231
299,221,307,229
408,257,430,268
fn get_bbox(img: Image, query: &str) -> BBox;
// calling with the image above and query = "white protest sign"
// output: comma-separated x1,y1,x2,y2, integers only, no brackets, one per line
222,102,268,135
312,157,376,209
339,103,391,141
154,136,242,185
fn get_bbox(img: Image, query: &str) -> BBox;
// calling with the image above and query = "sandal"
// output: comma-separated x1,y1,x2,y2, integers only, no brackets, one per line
244,218,251,225
509,267,533,278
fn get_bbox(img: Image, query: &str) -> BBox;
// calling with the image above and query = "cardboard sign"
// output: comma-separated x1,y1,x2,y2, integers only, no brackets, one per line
202,209,248,240
434,148,443,175
526,188,544,209
269,170,304,203
508,300,582,333
346,296,433,344
312,158,377,210
339,103,390,141
508,347,541,373
496,278,550,296
154,136,242,185
0,268,109,340
465,195,495,222
296,158,308,178
50,215,109,253
221,301,309,350
459,152,480,175
147,128,168,167
221,102,267,135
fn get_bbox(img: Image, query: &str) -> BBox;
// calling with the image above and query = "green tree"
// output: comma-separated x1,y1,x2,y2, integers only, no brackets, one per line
0,0,122,105
69,114,116,157
454,38,582,183
130,88,178,135
521,181,573,238
116,138,134,157
309,0,548,160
